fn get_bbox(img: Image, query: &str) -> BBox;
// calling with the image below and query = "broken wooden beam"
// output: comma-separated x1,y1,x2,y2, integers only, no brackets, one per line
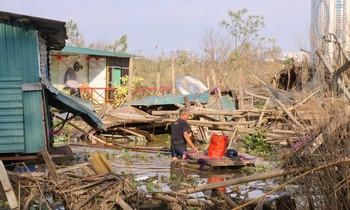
274,98,303,127
0,161,19,209
176,167,309,195
40,148,59,181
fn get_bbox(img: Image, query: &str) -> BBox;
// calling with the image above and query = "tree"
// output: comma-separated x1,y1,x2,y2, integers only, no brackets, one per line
220,8,265,54
200,29,234,88
65,20,85,47
108,34,128,53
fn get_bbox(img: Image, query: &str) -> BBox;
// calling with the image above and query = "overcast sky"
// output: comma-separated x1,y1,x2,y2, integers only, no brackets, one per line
1,0,310,57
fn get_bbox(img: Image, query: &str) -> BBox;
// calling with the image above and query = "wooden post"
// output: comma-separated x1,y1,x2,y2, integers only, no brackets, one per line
0,161,19,209
172,58,175,95
126,57,134,102
210,69,217,87
238,66,244,109
156,72,160,96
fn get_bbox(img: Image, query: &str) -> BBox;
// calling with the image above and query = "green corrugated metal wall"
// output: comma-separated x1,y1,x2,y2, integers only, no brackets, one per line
0,20,45,154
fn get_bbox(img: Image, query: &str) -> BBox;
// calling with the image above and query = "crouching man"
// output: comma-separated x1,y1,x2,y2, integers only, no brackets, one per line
171,108,198,161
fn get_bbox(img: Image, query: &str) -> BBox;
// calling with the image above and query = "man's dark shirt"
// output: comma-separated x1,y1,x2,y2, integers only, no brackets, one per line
171,118,190,150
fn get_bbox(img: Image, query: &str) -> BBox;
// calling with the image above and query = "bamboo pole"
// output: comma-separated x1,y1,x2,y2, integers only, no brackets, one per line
153,193,208,207
152,109,279,116
171,58,175,95
156,72,160,96
176,167,308,195
126,57,133,102
109,113,255,127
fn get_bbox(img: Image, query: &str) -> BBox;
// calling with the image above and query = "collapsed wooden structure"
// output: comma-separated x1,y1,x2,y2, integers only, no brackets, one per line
3,31,350,209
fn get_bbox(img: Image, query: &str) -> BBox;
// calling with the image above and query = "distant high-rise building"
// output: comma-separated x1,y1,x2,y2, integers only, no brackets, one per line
311,0,350,60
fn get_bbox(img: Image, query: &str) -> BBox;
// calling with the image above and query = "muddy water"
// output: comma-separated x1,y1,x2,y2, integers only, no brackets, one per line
70,139,276,198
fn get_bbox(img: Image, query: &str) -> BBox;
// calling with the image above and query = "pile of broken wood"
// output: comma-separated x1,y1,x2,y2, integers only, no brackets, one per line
1,148,306,210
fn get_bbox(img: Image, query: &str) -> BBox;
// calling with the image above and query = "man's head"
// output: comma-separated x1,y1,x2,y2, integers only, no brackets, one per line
179,108,190,121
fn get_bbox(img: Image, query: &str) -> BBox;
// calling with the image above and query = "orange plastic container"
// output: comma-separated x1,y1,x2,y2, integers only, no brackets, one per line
207,133,229,158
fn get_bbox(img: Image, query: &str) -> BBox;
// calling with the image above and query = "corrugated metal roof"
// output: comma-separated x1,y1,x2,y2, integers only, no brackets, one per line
44,80,105,130
126,93,210,106
0,10,67,50
56,46,139,58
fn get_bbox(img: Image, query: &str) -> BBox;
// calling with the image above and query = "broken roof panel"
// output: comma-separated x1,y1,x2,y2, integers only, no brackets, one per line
44,81,105,130
126,93,210,106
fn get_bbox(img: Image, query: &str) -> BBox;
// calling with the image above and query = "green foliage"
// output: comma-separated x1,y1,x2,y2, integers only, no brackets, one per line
0,200,9,208
146,182,156,192
104,151,110,160
108,34,128,53
241,130,272,157
284,58,295,67
220,8,265,54
114,75,144,107
65,20,85,47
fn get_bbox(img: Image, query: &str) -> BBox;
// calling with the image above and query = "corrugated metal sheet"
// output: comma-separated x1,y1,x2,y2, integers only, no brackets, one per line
0,79,24,153
206,95,236,111
44,81,105,130
126,93,210,106
59,46,138,58
0,20,45,154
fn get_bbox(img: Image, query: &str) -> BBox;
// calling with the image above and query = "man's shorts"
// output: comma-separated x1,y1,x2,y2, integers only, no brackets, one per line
171,147,187,158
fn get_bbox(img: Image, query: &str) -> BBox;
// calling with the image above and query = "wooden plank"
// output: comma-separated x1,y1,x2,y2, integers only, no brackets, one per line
187,152,254,167
40,148,59,181
0,161,19,209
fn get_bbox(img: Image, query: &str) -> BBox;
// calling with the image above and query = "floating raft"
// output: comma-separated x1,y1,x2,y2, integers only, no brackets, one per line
186,151,255,168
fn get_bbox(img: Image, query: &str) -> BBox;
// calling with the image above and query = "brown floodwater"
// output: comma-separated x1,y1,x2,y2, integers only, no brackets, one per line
70,139,279,199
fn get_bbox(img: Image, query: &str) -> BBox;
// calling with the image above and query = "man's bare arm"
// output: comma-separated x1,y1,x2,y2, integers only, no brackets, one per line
184,132,198,152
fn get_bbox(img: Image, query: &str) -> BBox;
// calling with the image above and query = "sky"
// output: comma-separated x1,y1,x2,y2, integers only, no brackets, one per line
1,0,311,57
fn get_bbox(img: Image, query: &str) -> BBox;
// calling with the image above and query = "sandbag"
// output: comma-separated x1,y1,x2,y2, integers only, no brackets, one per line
207,133,228,158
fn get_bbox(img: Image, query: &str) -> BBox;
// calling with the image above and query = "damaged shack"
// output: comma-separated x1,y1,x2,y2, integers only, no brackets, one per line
0,11,104,157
